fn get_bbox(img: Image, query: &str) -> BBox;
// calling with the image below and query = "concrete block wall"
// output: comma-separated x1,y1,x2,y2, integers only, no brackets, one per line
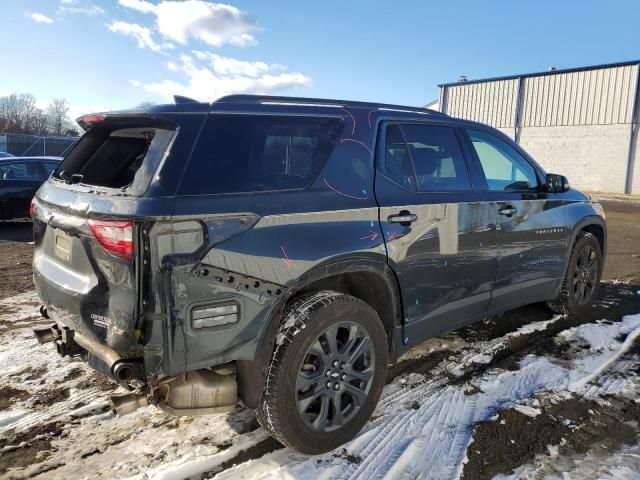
517,124,633,193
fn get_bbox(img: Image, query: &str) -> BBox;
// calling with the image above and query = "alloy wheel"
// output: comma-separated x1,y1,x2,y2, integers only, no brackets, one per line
573,244,598,305
295,322,375,432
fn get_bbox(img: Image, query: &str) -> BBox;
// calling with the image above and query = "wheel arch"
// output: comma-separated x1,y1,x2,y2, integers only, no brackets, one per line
237,257,403,408
551,215,607,299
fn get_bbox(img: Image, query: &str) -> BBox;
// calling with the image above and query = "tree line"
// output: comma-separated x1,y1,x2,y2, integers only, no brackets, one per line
0,93,80,137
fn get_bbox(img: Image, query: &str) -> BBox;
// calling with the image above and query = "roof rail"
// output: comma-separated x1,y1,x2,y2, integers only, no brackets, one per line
214,94,445,115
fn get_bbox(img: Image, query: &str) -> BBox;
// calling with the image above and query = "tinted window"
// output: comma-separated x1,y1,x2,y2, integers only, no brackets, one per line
180,115,342,195
0,161,41,180
401,124,471,191
382,124,415,189
381,123,471,192
467,129,539,191
42,162,59,178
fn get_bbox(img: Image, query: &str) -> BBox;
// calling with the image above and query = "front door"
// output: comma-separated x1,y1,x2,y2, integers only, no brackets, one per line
375,121,497,345
463,128,567,311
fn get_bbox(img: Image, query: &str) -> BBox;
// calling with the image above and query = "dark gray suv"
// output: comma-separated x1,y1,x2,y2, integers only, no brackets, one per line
31,95,605,454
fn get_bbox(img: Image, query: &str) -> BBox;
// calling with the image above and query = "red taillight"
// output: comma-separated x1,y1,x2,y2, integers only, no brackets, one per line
88,220,134,260
29,197,36,219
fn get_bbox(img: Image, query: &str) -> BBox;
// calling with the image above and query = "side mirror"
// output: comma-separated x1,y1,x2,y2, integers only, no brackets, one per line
545,173,570,193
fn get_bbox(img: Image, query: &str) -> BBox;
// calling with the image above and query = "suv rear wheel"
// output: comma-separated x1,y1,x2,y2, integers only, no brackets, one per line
547,232,603,316
256,291,388,454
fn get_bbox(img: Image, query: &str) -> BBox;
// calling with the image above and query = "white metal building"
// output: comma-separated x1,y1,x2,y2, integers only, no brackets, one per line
432,60,640,194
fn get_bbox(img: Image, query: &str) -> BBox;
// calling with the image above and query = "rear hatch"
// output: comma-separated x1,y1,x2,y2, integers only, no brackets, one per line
32,114,179,359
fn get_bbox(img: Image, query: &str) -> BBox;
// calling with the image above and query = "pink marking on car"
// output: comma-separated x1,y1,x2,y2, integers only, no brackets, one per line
387,231,407,242
280,244,293,269
360,231,379,241
339,138,372,154
323,177,368,200
367,109,376,128
341,108,356,135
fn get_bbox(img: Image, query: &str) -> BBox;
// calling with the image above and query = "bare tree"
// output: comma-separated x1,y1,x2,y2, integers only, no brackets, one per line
30,109,49,135
47,98,74,136
0,93,38,133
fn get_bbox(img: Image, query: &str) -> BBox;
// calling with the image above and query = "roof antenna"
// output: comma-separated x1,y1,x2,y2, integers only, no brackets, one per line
173,95,198,104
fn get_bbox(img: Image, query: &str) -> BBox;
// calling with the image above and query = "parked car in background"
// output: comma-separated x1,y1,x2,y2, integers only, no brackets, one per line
0,156,61,219
0,152,15,158
31,95,605,454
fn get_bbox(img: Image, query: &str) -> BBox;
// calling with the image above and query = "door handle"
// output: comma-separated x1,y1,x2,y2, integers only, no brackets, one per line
388,212,417,225
498,205,518,217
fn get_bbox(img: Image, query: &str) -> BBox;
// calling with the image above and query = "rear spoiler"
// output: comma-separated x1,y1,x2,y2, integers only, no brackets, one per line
75,112,178,132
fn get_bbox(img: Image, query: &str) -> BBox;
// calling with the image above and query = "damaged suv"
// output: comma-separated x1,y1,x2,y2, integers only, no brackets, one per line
32,95,606,454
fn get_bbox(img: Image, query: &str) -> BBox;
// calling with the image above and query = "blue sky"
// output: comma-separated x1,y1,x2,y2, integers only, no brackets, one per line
2,0,639,119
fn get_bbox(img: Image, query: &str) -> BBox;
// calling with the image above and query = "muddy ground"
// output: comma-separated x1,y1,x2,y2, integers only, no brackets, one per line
0,198,639,479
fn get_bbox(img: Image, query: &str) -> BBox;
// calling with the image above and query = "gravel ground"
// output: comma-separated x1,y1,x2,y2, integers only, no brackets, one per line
0,199,639,479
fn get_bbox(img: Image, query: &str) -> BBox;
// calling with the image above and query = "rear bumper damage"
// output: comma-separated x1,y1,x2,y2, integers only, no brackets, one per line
33,312,238,417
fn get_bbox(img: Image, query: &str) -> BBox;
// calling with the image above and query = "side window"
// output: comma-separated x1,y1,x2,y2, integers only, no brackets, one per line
0,162,40,180
380,123,471,192
179,115,342,195
467,129,539,191
382,124,415,189
400,124,471,192
41,162,59,178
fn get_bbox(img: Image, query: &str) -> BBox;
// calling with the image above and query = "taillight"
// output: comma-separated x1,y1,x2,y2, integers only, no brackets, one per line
29,197,36,219
88,220,134,260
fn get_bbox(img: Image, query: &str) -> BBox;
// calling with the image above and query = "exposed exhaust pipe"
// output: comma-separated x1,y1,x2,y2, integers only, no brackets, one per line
33,326,55,344
109,393,149,416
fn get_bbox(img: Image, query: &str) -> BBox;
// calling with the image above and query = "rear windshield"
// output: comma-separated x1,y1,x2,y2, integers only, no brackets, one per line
54,124,174,193
178,114,343,195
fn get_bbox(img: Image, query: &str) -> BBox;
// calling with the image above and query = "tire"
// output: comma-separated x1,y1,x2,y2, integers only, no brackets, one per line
256,290,388,454
547,232,603,316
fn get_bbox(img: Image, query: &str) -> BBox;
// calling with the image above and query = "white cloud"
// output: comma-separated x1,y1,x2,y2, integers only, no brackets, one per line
26,12,54,24
58,3,106,16
108,21,174,52
118,0,259,47
119,0,157,14
133,53,311,102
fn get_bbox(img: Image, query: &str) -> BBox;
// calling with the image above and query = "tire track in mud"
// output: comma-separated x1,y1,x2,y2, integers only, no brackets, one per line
203,308,583,479
3,282,640,480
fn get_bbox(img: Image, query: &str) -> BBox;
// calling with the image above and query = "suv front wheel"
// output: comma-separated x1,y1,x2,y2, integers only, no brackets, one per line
547,231,603,316
256,291,388,454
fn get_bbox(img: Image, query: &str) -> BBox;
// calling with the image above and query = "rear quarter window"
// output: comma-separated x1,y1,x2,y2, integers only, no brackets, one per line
178,114,343,195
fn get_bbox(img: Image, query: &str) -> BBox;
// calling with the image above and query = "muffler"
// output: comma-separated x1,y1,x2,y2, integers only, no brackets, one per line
110,393,149,416
156,369,237,416
109,369,237,417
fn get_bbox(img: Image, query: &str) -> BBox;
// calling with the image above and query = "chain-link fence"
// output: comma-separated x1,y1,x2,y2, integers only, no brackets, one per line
0,133,79,157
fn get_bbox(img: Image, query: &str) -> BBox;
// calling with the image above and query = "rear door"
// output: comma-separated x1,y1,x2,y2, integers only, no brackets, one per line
463,128,567,311
375,121,497,344
0,160,42,218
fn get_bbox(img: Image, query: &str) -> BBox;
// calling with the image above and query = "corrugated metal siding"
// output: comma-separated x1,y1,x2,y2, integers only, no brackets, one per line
445,79,518,128
442,64,639,127
521,64,638,126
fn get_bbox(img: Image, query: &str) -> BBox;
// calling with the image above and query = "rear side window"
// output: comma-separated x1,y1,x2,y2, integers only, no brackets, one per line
179,115,342,195
54,124,175,193
381,123,471,192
